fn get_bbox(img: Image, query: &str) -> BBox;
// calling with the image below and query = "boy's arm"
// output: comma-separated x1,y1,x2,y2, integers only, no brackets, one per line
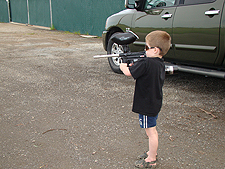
120,63,132,76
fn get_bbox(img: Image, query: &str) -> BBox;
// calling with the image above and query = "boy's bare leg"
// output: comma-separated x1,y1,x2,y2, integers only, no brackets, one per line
145,126,158,165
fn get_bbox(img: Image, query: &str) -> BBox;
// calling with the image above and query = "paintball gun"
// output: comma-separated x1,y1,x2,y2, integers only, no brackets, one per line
93,51,146,67
94,30,146,66
94,30,176,74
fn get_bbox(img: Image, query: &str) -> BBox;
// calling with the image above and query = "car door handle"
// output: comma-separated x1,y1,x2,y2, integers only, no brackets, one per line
161,13,172,19
205,10,220,16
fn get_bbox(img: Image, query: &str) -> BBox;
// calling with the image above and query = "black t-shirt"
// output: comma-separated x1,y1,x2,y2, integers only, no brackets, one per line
129,57,165,116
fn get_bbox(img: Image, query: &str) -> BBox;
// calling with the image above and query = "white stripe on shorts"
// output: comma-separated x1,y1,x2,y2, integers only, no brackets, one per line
144,115,147,128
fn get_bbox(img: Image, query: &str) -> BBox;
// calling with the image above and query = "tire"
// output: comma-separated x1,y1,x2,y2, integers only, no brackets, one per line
107,34,126,74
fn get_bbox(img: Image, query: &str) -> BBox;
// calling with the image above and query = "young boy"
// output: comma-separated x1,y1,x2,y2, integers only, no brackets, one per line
120,30,171,168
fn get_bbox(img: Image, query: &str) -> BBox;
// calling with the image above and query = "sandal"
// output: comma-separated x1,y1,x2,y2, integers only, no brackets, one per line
137,152,148,160
135,159,157,168
137,152,158,160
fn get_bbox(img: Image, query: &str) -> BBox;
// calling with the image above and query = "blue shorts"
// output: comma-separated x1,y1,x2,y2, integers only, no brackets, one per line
139,114,158,128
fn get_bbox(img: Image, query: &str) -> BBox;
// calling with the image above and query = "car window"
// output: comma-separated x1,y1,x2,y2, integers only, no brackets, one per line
145,0,176,9
179,0,216,5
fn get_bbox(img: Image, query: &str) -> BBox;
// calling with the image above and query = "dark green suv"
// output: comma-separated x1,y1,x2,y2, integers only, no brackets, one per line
102,0,225,78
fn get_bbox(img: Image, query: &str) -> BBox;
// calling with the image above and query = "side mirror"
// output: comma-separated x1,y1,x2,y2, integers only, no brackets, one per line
125,0,146,11
125,0,136,9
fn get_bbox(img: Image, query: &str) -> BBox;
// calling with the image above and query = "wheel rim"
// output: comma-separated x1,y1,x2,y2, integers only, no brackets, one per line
111,43,124,66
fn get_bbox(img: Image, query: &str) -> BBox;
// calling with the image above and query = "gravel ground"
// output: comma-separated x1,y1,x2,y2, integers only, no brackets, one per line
0,23,224,169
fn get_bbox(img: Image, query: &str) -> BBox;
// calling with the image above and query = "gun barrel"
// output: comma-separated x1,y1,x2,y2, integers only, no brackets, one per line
93,54,120,59
93,51,145,59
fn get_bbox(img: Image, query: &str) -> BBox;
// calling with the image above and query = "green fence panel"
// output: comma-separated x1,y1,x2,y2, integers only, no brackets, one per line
52,0,125,36
91,0,125,36
10,0,28,24
28,0,51,27
0,0,125,36
51,0,91,34
0,0,9,22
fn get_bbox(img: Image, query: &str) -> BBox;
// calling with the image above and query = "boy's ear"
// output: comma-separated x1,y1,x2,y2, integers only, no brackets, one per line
154,47,160,54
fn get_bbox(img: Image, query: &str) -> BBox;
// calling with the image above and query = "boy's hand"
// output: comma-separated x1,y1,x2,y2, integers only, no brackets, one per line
120,63,132,76
129,63,134,67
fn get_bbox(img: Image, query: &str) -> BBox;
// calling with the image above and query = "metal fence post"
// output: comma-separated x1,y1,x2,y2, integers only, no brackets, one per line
6,0,11,22
49,0,53,28
27,0,30,25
